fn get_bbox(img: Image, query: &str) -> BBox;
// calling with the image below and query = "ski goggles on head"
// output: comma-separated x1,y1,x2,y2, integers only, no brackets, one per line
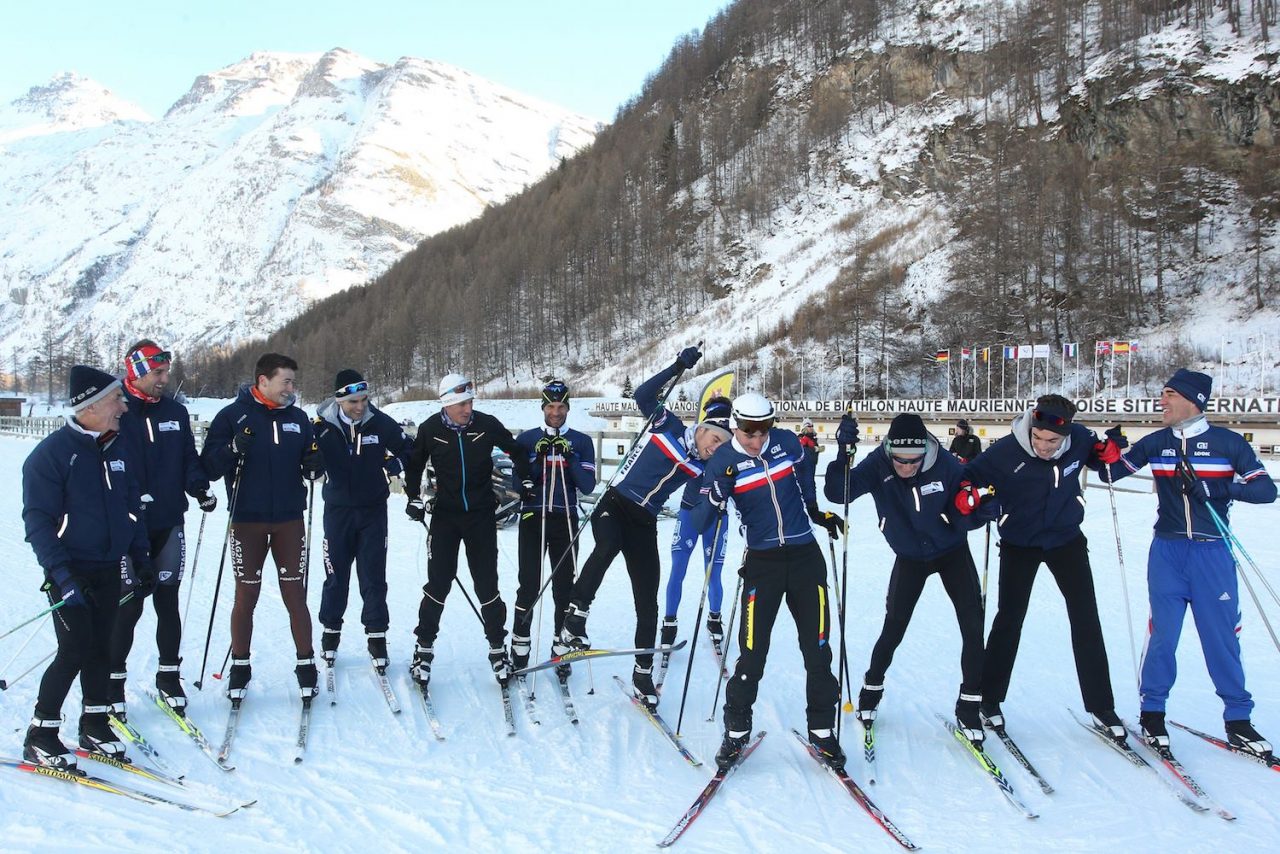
126,347,172,379
1031,408,1069,427
335,380,369,399
446,380,474,396
733,417,775,438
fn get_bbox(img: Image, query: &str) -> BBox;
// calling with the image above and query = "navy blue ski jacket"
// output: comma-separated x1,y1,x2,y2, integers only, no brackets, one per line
690,428,817,551
613,364,707,516
824,435,971,561
313,398,412,508
1103,416,1276,540
514,426,597,513
23,419,150,576
202,385,317,523
963,413,1101,550
119,386,210,531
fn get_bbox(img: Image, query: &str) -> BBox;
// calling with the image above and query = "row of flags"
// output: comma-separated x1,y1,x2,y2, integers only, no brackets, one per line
932,340,1140,362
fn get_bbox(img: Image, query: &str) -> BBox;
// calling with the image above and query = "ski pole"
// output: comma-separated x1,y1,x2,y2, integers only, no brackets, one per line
180,512,208,648
836,429,856,738
825,535,855,715
530,451,551,698
1102,462,1141,692
556,460,593,695
453,577,486,626
0,648,54,691
302,478,316,592
706,569,744,722
0,600,67,642
675,512,725,736
981,520,991,615
525,349,700,614
195,454,246,690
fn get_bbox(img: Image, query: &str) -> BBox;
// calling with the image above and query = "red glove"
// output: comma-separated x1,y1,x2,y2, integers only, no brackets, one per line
1093,439,1122,465
953,481,982,516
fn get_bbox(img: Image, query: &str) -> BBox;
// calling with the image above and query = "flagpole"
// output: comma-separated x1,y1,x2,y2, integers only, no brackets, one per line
1094,342,1099,396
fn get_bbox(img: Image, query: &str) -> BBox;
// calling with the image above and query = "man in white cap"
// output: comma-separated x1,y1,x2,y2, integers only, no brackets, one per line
404,373,533,689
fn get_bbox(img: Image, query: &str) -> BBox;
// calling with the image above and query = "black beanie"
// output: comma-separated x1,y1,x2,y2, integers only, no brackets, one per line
68,365,121,412
334,368,367,398
886,413,929,453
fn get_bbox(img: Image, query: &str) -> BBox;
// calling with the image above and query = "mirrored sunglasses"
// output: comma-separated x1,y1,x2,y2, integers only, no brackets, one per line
336,381,369,398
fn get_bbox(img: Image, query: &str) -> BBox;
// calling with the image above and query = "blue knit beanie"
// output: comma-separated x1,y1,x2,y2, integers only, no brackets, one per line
1165,369,1212,411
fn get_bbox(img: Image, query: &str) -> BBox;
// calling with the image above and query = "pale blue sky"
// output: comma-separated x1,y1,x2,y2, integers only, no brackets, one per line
1,0,731,121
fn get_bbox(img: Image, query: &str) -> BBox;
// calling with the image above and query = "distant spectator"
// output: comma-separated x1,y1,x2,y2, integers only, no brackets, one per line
949,419,982,463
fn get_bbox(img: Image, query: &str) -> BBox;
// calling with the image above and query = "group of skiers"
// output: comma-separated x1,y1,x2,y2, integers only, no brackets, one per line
17,343,1277,779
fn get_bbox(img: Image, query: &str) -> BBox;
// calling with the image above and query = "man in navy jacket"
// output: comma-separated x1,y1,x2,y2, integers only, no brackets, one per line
556,347,729,707
108,340,215,720
963,394,1126,742
1101,369,1276,757
313,369,411,674
509,380,597,673
692,392,845,771
202,353,324,703
22,366,153,768
825,413,986,743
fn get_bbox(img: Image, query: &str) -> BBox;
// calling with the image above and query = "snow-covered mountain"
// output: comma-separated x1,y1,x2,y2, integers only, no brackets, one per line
0,50,599,354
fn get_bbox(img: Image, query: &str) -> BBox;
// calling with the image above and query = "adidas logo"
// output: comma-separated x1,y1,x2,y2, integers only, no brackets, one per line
1219,592,1231,601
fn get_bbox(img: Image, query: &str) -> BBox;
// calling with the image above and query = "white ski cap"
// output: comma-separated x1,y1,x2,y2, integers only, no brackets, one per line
438,372,475,407
730,392,775,428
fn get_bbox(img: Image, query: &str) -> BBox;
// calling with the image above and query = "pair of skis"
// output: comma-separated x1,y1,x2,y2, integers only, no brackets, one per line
111,691,233,773
1,756,255,816
658,730,919,849
325,657,403,715
514,669,580,727
1072,710,1243,819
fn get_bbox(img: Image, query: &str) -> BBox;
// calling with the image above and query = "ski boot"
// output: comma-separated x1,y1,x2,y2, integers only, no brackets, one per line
488,647,512,687
808,728,847,770
23,714,76,770
715,729,751,772
557,602,590,651
552,642,572,680
366,631,389,672
79,704,127,759
510,634,531,673
410,645,434,687
296,656,319,702
856,682,883,725
632,664,658,710
979,700,1004,731
226,656,252,701
955,693,985,745
706,612,724,647
1139,710,1169,749
659,616,678,649
1226,719,1273,759
320,627,341,666
155,661,188,715
1091,709,1127,746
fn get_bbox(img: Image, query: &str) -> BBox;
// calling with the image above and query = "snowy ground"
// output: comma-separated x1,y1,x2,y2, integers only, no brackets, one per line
1,430,1277,852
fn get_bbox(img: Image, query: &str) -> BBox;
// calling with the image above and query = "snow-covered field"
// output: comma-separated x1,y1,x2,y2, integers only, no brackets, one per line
0,429,1277,852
